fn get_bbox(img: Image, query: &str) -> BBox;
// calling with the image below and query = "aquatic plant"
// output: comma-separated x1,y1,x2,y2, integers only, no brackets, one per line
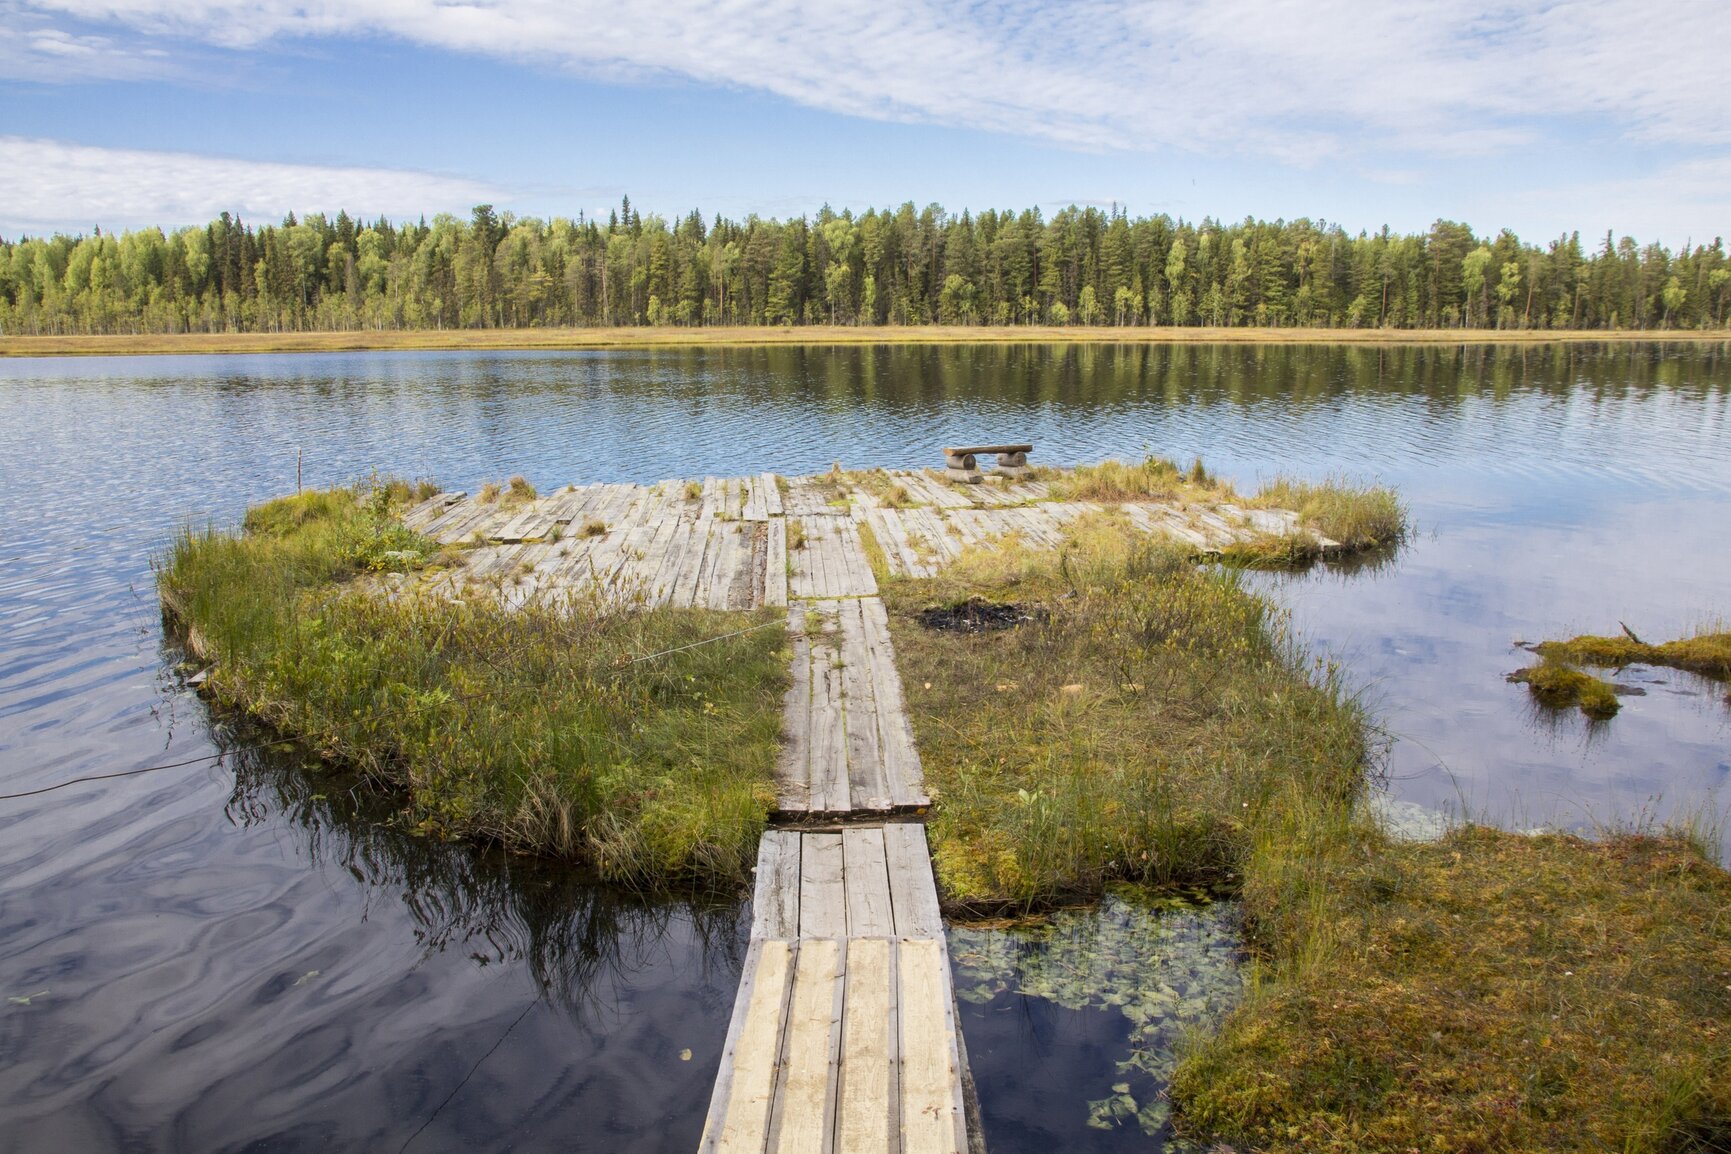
1508,659,1622,718
951,893,1244,1139
158,482,787,887
1535,623,1731,680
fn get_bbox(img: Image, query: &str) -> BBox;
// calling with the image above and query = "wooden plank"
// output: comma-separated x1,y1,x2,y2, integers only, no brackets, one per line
752,830,803,940
744,475,768,522
768,939,844,1154
708,939,795,1154
898,939,966,1154
836,937,896,1154
765,518,789,608
838,522,880,596
777,605,813,811
838,601,890,810
883,824,944,939
813,606,852,812
798,832,847,939
842,827,895,937
762,473,784,517
858,598,928,808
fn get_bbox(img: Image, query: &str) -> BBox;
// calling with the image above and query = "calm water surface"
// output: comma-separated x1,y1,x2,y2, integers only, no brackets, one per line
2,343,1727,1152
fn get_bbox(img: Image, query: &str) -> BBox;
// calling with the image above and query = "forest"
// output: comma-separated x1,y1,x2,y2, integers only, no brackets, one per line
3,199,1727,335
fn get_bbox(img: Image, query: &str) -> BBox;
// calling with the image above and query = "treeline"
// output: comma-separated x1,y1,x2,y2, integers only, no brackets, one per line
3,199,1728,335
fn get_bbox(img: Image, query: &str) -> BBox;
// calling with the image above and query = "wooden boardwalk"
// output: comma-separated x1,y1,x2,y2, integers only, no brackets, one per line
701,825,973,1154
394,462,1341,1153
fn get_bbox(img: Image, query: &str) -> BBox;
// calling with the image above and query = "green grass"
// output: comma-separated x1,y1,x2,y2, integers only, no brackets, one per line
1535,624,1731,681
884,512,1369,909
158,481,786,888
1508,659,1623,719
1248,476,1408,551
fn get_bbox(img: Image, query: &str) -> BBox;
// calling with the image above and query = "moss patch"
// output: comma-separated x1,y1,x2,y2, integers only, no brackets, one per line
1173,827,1731,1153
1508,660,1623,719
1535,628,1731,681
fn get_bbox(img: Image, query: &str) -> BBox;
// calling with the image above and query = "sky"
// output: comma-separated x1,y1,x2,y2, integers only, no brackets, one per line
2,0,1728,245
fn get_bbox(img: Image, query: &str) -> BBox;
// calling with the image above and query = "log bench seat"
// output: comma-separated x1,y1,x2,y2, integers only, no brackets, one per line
943,442,1033,481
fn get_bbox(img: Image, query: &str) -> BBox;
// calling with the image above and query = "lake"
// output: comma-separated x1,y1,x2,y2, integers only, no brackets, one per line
1,342,1727,1152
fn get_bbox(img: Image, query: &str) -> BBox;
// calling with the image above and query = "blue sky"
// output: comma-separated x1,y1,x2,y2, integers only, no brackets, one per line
3,0,1728,244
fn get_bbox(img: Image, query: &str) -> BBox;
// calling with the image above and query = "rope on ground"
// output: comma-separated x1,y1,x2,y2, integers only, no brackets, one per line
614,617,783,666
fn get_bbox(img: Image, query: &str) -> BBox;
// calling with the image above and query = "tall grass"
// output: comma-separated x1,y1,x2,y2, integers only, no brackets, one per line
159,482,786,888
1249,475,1407,550
1053,454,1234,502
886,514,1369,909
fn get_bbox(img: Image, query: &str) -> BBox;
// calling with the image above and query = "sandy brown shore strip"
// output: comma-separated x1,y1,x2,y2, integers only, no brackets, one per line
4,325,1729,358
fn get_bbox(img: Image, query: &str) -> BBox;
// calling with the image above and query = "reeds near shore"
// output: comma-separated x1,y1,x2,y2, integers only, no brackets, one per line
158,482,786,887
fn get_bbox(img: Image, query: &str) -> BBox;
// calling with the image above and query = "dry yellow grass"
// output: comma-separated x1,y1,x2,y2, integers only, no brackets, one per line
7,325,1730,358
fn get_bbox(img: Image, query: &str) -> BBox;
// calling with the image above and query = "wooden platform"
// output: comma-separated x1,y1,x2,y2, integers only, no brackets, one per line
399,466,1334,612
700,826,971,1154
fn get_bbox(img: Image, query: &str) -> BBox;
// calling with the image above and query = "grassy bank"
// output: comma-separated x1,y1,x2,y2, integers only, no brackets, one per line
158,482,787,887
9,325,1731,358
880,511,1731,1150
1175,828,1731,1153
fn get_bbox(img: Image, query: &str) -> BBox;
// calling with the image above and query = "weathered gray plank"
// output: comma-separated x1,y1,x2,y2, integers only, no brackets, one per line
898,938,968,1154
799,832,847,939
752,830,803,940
776,605,813,811
707,939,795,1154
836,937,897,1154
883,824,943,939
842,827,895,937
764,518,789,608
767,938,843,1154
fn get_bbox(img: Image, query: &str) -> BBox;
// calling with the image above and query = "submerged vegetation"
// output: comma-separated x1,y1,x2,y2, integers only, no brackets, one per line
158,481,786,887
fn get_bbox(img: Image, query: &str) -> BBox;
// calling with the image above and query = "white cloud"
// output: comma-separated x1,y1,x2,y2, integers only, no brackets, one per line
1490,155,1731,245
0,137,500,234
11,0,1731,160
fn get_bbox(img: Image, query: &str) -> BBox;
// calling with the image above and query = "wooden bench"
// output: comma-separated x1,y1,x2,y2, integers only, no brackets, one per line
943,443,1032,482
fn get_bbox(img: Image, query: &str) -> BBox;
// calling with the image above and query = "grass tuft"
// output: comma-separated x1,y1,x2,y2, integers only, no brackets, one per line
1509,659,1622,718
1249,476,1407,551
